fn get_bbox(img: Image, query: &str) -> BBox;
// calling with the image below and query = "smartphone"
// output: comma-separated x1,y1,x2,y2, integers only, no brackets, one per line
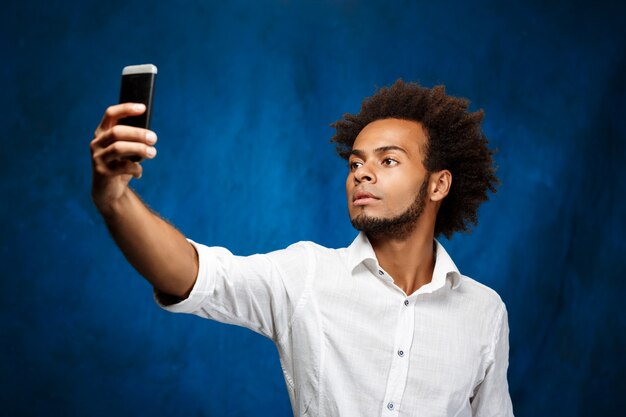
118,63,157,127
118,64,157,161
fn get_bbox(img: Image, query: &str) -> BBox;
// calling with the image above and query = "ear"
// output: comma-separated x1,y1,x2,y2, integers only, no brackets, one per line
429,170,452,202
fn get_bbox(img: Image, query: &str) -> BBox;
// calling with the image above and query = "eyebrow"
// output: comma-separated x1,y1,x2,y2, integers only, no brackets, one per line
349,145,409,158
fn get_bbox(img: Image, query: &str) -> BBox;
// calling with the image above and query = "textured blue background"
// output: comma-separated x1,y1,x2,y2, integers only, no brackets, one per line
2,0,625,415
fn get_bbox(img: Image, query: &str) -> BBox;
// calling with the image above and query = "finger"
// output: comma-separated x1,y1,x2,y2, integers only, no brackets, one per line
99,141,157,164
96,103,146,133
93,158,143,179
95,124,157,149
106,159,144,179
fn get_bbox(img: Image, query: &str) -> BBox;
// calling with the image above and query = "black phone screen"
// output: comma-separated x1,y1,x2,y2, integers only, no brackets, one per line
118,71,156,129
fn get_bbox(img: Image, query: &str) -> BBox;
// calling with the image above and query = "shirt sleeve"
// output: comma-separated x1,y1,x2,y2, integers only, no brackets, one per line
154,238,313,342
471,304,515,417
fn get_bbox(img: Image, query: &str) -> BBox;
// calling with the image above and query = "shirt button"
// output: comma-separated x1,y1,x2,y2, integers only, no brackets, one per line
404,299,409,306
378,270,384,275
387,402,394,410
398,350,404,357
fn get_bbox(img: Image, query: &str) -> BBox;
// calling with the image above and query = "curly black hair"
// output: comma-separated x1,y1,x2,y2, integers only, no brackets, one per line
330,80,499,239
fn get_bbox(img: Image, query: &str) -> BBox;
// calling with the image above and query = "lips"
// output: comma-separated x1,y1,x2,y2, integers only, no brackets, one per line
353,190,380,206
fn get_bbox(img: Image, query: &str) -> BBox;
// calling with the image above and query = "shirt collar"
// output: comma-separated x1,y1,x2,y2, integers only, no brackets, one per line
432,239,462,290
346,232,379,273
346,232,461,290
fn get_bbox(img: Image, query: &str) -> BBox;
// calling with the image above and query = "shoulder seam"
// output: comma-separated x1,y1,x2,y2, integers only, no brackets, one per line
274,242,316,345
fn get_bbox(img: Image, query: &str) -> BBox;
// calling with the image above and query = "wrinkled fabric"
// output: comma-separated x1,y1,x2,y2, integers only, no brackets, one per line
157,233,514,417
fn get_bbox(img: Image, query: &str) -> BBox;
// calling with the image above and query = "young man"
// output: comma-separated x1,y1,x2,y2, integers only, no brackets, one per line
91,80,514,416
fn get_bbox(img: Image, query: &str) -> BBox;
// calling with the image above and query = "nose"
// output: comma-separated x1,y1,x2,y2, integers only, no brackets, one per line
354,163,375,184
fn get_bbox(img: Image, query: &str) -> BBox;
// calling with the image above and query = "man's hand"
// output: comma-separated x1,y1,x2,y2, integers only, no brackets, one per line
90,103,158,215
89,103,198,298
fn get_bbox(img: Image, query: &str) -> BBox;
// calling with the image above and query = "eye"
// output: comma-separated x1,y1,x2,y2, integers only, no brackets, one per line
349,161,363,171
382,158,398,166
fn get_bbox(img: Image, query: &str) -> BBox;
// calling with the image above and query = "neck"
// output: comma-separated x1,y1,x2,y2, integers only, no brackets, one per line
368,216,436,296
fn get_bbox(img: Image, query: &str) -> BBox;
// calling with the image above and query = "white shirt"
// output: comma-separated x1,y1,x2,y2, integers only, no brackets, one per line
158,233,514,417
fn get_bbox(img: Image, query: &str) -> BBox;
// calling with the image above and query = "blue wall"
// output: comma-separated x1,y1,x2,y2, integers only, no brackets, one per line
2,0,625,415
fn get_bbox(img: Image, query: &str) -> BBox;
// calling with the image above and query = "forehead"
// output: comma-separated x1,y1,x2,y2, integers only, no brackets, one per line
352,118,427,157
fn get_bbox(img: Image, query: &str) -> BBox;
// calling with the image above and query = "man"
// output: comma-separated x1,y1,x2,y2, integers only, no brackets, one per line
91,80,514,416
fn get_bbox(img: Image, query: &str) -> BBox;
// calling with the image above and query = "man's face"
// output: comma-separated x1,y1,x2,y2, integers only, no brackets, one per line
346,118,430,239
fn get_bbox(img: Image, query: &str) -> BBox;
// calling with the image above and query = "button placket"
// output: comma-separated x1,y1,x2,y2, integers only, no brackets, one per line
380,297,415,416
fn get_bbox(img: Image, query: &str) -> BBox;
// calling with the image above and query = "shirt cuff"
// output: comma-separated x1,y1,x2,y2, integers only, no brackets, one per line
153,238,212,313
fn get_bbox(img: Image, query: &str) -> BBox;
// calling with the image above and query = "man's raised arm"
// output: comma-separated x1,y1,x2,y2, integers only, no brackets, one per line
90,103,198,299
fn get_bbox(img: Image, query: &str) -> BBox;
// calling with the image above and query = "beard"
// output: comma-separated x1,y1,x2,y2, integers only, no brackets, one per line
350,176,429,240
